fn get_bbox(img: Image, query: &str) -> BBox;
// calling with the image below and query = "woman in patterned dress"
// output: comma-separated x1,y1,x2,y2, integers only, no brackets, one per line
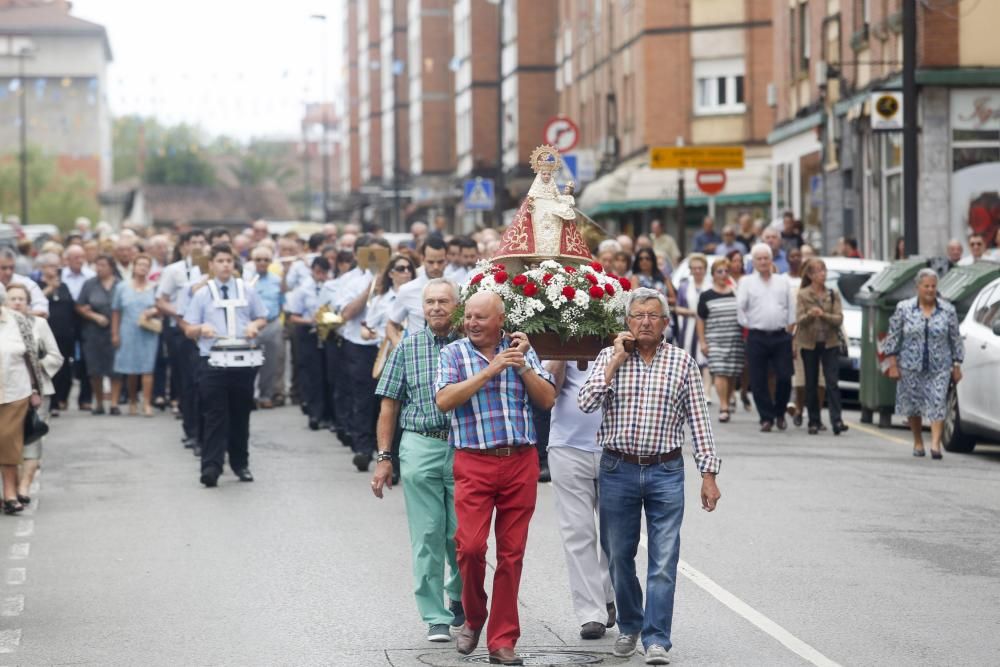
883,269,964,459
696,258,743,422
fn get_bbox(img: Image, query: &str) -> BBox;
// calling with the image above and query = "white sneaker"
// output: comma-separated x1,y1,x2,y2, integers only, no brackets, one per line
613,633,638,657
645,644,670,664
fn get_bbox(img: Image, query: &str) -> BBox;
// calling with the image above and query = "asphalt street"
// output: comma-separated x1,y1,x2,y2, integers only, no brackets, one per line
2,398,999,666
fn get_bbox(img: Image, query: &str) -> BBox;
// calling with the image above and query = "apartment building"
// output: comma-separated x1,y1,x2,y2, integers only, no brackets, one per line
452,0,498,180
769,0,1000,259
561,0,775,243
358,0,384,186
341,0,362,195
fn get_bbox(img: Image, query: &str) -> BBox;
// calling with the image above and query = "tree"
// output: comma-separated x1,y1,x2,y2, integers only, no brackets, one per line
0,146,99,228
112,115,216,186
229,152,296,187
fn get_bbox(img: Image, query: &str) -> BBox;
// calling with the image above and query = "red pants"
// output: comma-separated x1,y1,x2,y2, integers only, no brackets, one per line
453,447,539,652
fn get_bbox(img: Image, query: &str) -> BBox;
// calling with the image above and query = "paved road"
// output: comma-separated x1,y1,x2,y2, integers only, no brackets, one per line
2,399,998,666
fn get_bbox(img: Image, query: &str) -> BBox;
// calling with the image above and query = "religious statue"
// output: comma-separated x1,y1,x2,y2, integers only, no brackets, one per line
493,145,594,269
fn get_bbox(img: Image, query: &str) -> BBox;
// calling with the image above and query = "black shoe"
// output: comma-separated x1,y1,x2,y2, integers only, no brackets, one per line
538,465,551,483
606,601,617,628
793,414,803,427
308,419,320,431
109,406,121,416
92,406,105,416
234,468,254,482
353,452,371,472
2,500,24,515
300,404,309,415
776,417,787,431
449,599,465,627
808,425,819,435
760,421,773,432
192,445,202,457
580,621,606,639
16,494,30,505
182,437,195,449
818,422,828,431
200,471,219,488
931,449,943,460
833,421,848,435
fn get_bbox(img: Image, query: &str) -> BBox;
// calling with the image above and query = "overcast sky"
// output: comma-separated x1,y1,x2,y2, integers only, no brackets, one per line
71,0,343,142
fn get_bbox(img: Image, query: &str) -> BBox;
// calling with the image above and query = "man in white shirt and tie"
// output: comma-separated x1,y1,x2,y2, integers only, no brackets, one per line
736,243,796,432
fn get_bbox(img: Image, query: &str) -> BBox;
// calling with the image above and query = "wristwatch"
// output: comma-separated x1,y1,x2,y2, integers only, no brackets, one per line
376,451,393,463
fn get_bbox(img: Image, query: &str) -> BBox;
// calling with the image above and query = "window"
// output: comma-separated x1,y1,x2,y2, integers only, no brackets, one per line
799,1,810,72
693,58,745,115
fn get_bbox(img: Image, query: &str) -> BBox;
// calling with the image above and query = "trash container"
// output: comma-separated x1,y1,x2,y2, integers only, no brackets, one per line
857,258,932,427
936,261,1000,322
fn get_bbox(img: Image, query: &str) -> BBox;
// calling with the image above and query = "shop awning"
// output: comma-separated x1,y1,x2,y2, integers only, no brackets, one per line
587,191,771,217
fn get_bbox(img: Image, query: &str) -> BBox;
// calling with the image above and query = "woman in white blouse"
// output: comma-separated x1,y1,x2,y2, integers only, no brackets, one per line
4,283,64,505
362,254,417,346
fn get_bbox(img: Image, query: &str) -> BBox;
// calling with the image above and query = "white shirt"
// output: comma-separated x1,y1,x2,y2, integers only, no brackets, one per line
156,259,202,325
321,267,376,346
365,289,399,345
0,308,32,404
736,271,795,331
285,256,315,291
444,264,472,286
389,273,429,335
548,365,603,453
61,266,95,300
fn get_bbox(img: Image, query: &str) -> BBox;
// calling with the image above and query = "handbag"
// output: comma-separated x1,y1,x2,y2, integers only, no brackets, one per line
23,407,48,445
139,311,163,334
828,289,848,356
372,337,394,379
12,311,48,444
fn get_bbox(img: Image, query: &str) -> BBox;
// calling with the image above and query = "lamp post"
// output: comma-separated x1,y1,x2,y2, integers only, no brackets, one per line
17,45,31,225
488,0,505,227
310,13,330,222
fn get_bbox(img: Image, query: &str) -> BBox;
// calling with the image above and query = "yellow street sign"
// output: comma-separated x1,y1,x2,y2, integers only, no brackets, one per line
649,146,745,170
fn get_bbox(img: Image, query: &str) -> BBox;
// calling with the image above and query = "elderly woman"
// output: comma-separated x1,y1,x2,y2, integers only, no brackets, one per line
697,258,743,422
75,255,120,415
111,253,160,417
675,253,710,383
883,269,964,458
37,252,76,416
0,284,46,514
796,259,846,435
4,284,63,505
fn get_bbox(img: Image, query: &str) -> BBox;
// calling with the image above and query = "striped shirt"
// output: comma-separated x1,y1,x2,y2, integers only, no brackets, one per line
435,336,554,450
376,327,458,433
578,342,721,474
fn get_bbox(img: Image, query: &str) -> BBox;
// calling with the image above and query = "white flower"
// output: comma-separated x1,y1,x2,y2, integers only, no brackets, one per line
573,291,590,308
527,298,545,313
540,259,561,271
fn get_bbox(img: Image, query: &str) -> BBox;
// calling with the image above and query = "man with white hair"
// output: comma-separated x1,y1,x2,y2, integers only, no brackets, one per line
113,237,137,280
247,244,286,409
946,239,963,267
759,228,789,273
146,235,171,277
736,243,795,431
75,216,93,240
61,245,94,300
0,247,48,317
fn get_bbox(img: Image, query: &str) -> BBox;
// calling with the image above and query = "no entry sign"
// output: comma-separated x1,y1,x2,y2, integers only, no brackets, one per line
695,170,726,196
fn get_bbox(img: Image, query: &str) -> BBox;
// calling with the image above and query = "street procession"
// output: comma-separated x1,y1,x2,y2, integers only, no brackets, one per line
1,1,999,665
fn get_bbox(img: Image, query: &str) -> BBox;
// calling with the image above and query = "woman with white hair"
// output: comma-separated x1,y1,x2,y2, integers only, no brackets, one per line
883,269,964,458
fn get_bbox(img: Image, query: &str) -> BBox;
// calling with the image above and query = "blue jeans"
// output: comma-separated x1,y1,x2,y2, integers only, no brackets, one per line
599,452,685,650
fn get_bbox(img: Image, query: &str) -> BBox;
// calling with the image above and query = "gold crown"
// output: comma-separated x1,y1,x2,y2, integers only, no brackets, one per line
530,145,562,174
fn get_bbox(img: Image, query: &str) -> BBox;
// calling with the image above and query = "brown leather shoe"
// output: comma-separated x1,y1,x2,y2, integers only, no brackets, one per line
257,399,274,409
455,624,482,655
488,647,524,665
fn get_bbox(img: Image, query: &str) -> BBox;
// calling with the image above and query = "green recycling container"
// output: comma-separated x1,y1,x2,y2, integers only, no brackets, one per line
857,258,931,427
936,261,1000,322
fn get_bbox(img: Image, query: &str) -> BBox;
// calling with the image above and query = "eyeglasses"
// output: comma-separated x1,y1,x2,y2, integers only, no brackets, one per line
627,313,666,321
392,265,413,273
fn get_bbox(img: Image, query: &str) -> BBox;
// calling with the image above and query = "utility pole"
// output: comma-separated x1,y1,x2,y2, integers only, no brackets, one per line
494,0,505,227
675,136,685,257
902,0,918,255
18,48,29,225
311,14,331,222
302,113,311,220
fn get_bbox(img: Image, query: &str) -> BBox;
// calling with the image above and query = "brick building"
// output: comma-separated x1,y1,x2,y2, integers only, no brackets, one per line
0,0,113,211
768,0,1000,260
565,0,775,247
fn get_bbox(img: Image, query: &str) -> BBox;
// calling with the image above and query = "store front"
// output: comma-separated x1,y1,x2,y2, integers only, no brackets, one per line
949,88,1000,249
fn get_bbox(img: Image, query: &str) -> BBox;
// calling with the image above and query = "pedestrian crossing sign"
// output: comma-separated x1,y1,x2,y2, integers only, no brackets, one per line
463,178,495,211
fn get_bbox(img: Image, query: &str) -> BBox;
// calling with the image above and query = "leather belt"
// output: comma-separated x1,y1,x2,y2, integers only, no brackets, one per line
603,447,682,465
459,445,533,457
419,429,450,441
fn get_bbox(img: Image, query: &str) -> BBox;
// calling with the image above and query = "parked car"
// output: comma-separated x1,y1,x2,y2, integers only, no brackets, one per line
943,276,1000,452
820,257,888,399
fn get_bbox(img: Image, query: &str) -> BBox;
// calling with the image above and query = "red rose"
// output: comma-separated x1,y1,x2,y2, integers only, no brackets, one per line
493,263,506,271
588,285,604,299
618,276,632,291
590,261,604,272
562,285,576,299
607,272,618,280
564,266,576,273
470,273,484,284
542,273,554,285
604,283,615,296
513,274,528,286
494,271,508,284
584,273,599,285
523,283,538,297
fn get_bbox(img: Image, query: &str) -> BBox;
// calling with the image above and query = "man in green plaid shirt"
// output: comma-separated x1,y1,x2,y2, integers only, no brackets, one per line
371,278,464,643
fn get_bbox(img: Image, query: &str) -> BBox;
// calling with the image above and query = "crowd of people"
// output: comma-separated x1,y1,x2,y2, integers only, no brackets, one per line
0,208,973,664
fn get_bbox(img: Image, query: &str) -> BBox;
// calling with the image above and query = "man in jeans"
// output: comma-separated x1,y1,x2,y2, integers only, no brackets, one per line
579,287,721,665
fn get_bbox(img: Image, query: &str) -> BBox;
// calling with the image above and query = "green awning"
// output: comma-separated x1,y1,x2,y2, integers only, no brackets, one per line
585,191,771,217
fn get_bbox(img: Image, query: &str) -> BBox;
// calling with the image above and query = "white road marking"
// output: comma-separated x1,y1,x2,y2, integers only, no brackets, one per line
14,520,32,538
5,569,25,586
7,544,28,561
0,629,21,653
1,596,23,617
639,533,842,667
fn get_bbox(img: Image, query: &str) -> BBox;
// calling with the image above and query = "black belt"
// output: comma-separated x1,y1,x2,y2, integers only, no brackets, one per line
458,445,533,457
417,429,449,441
603,448,682,465
749,328,787,335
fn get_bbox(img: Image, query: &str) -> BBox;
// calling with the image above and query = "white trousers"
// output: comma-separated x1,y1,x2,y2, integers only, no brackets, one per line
548,446,615,625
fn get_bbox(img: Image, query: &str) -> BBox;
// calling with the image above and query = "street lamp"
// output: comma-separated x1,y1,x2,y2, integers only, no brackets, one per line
487,0,504,227
16,43,34,226
310,13,330,222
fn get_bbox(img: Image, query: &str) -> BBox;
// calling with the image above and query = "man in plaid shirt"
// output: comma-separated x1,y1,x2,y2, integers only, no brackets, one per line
371,278,465,644
579,287,722,665
435,291,556,666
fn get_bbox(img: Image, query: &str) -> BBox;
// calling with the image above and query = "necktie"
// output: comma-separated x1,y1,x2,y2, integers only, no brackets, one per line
220,284,229,331
221,284,229,299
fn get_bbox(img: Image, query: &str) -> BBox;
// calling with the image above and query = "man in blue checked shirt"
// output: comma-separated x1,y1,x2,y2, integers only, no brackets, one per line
246,245,285,409
435,291,555,666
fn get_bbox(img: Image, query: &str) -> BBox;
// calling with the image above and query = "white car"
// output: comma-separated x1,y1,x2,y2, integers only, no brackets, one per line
943,276,1000,452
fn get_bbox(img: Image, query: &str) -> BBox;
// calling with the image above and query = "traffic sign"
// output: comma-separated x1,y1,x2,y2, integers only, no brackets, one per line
543,116,580,153
463,177,495,211
649,146,745,170
695,170,726,196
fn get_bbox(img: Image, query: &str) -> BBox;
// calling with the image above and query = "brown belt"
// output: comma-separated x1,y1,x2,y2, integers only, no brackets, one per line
603,448,682,465
459,445,534,457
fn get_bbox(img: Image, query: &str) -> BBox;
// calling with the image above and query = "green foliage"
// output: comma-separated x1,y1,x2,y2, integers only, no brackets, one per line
112,115,216,186
230,151,296,187
0,146,98,229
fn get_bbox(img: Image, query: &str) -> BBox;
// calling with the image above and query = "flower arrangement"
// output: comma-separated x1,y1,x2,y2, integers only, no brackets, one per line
456,259,632,341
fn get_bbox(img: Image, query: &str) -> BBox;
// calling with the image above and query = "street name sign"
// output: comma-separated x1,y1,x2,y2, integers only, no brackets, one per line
649,146,745,170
